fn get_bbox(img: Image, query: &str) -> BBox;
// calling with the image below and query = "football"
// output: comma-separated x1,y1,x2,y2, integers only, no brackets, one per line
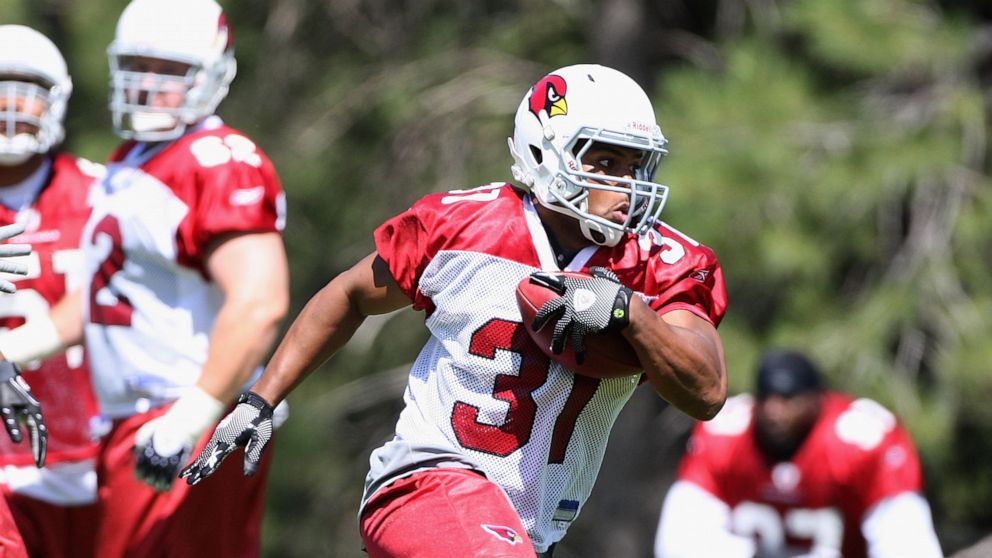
515,272,643,379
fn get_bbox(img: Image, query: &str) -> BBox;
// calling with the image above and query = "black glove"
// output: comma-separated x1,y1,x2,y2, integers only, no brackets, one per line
179,391,274,486
530,266,633,364
134,435,190,492
0,360,47,467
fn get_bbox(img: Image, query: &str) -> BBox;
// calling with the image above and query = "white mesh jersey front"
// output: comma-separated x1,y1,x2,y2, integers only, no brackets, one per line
366,183,727,552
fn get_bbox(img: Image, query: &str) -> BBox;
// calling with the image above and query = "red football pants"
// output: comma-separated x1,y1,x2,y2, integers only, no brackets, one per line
360,467,536,558
95,405,272,558
2,489,97,558
0,496,26,558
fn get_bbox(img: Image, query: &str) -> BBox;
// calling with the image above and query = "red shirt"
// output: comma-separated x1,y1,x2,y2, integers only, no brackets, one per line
0,153,102,465
678,392,925,558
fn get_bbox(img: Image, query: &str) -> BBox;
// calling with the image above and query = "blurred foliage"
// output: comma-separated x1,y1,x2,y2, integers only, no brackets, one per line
4,0,992,555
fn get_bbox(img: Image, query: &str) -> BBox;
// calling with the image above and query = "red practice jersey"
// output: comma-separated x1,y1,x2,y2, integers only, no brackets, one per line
367,183,727,552
0,153,102,466
81,117,285,418
678,392,925,558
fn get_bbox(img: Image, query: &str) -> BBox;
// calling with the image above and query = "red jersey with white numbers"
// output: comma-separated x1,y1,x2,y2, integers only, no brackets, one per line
678,393,925,558
366,183,726,553
81,118,285,418
0,153,102,466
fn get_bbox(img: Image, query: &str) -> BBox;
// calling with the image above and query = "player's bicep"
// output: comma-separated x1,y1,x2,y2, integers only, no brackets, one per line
338,252,412,317
661,309,721,346
206,232,289,314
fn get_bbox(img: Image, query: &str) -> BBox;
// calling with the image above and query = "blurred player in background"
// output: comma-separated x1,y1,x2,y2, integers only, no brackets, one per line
0,220,38,558
0,25,104,558
182,63,728,557
655,348,942,558
12,0,289,556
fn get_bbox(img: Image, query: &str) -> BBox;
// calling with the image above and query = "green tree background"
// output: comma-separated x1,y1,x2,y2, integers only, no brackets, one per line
3,0,992,555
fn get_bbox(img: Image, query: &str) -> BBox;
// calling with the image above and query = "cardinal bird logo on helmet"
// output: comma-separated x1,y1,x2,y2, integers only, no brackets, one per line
528,74,568,124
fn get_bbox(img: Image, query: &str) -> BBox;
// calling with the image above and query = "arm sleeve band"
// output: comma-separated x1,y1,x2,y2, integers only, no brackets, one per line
0,315,62,366
862,492,942,558
655,480,756,558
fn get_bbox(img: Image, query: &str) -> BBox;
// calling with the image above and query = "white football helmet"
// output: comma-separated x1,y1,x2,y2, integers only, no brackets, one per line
508,64,669,247
0,25,72,166
107,0,236,141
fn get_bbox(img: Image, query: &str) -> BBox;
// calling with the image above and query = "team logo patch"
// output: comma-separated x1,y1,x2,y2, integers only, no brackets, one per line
481,524,524,546
689,268,710,282
572,289,597,312
528,74,568,124
229,186,265,206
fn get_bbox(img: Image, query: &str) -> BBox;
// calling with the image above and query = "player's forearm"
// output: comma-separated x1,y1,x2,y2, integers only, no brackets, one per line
51,289,84,347
623,299,727,420
196,293,288,404
251,277,368,405
252,253,410,405
0,291,82,365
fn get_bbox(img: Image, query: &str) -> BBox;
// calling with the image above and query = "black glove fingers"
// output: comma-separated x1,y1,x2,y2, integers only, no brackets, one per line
1,407,21,443
25,411,46,467
529,272,567,295
532,297,566,332
182,443,229,485
550,311,573,355
588,266,620,283
571,327,587,365
203,441,235,481
243,433,264,477
244,416,273,476
135,439,190,492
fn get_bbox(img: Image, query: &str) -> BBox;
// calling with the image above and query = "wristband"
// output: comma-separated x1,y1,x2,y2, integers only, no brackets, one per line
0,360,20,382
0,315,62,366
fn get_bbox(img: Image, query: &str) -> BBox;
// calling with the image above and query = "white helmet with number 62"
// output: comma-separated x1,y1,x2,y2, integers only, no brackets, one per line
508,64,669,247
108,0,236,141
0,25,72,165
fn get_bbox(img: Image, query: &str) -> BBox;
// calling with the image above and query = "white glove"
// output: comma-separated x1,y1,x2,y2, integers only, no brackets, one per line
133,387,225,492
0,223,31,294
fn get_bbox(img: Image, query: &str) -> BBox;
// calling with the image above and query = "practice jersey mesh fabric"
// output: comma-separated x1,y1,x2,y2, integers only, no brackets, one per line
366,183,727,552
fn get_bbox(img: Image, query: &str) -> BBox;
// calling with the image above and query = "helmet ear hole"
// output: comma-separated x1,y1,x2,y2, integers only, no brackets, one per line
528,145,543,165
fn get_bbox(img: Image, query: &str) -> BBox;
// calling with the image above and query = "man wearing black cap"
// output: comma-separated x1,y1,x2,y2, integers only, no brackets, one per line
654,349,942,558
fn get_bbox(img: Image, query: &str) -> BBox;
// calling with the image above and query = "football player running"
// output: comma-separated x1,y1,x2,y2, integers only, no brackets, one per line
11,1,290,556
0,25,104,558
655,349,942,558
183,64,728,557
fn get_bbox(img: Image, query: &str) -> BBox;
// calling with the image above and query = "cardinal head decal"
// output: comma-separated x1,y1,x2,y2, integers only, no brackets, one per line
528,74,568,123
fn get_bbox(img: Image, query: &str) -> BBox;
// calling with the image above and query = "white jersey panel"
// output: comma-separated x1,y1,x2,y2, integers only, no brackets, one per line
371,248,639,552
83,165,220,417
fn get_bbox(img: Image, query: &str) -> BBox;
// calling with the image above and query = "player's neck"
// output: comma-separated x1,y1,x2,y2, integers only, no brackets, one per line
0,154,47,188
535,202,591,266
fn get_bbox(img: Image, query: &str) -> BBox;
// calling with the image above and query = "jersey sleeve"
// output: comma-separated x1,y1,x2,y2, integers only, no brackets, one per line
858,424,925,509
191,149,284,242
643,228,728,326
373,200,434,310
176,138,285,267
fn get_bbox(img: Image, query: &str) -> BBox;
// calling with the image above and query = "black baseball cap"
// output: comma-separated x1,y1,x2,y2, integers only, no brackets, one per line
755,349,822,398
